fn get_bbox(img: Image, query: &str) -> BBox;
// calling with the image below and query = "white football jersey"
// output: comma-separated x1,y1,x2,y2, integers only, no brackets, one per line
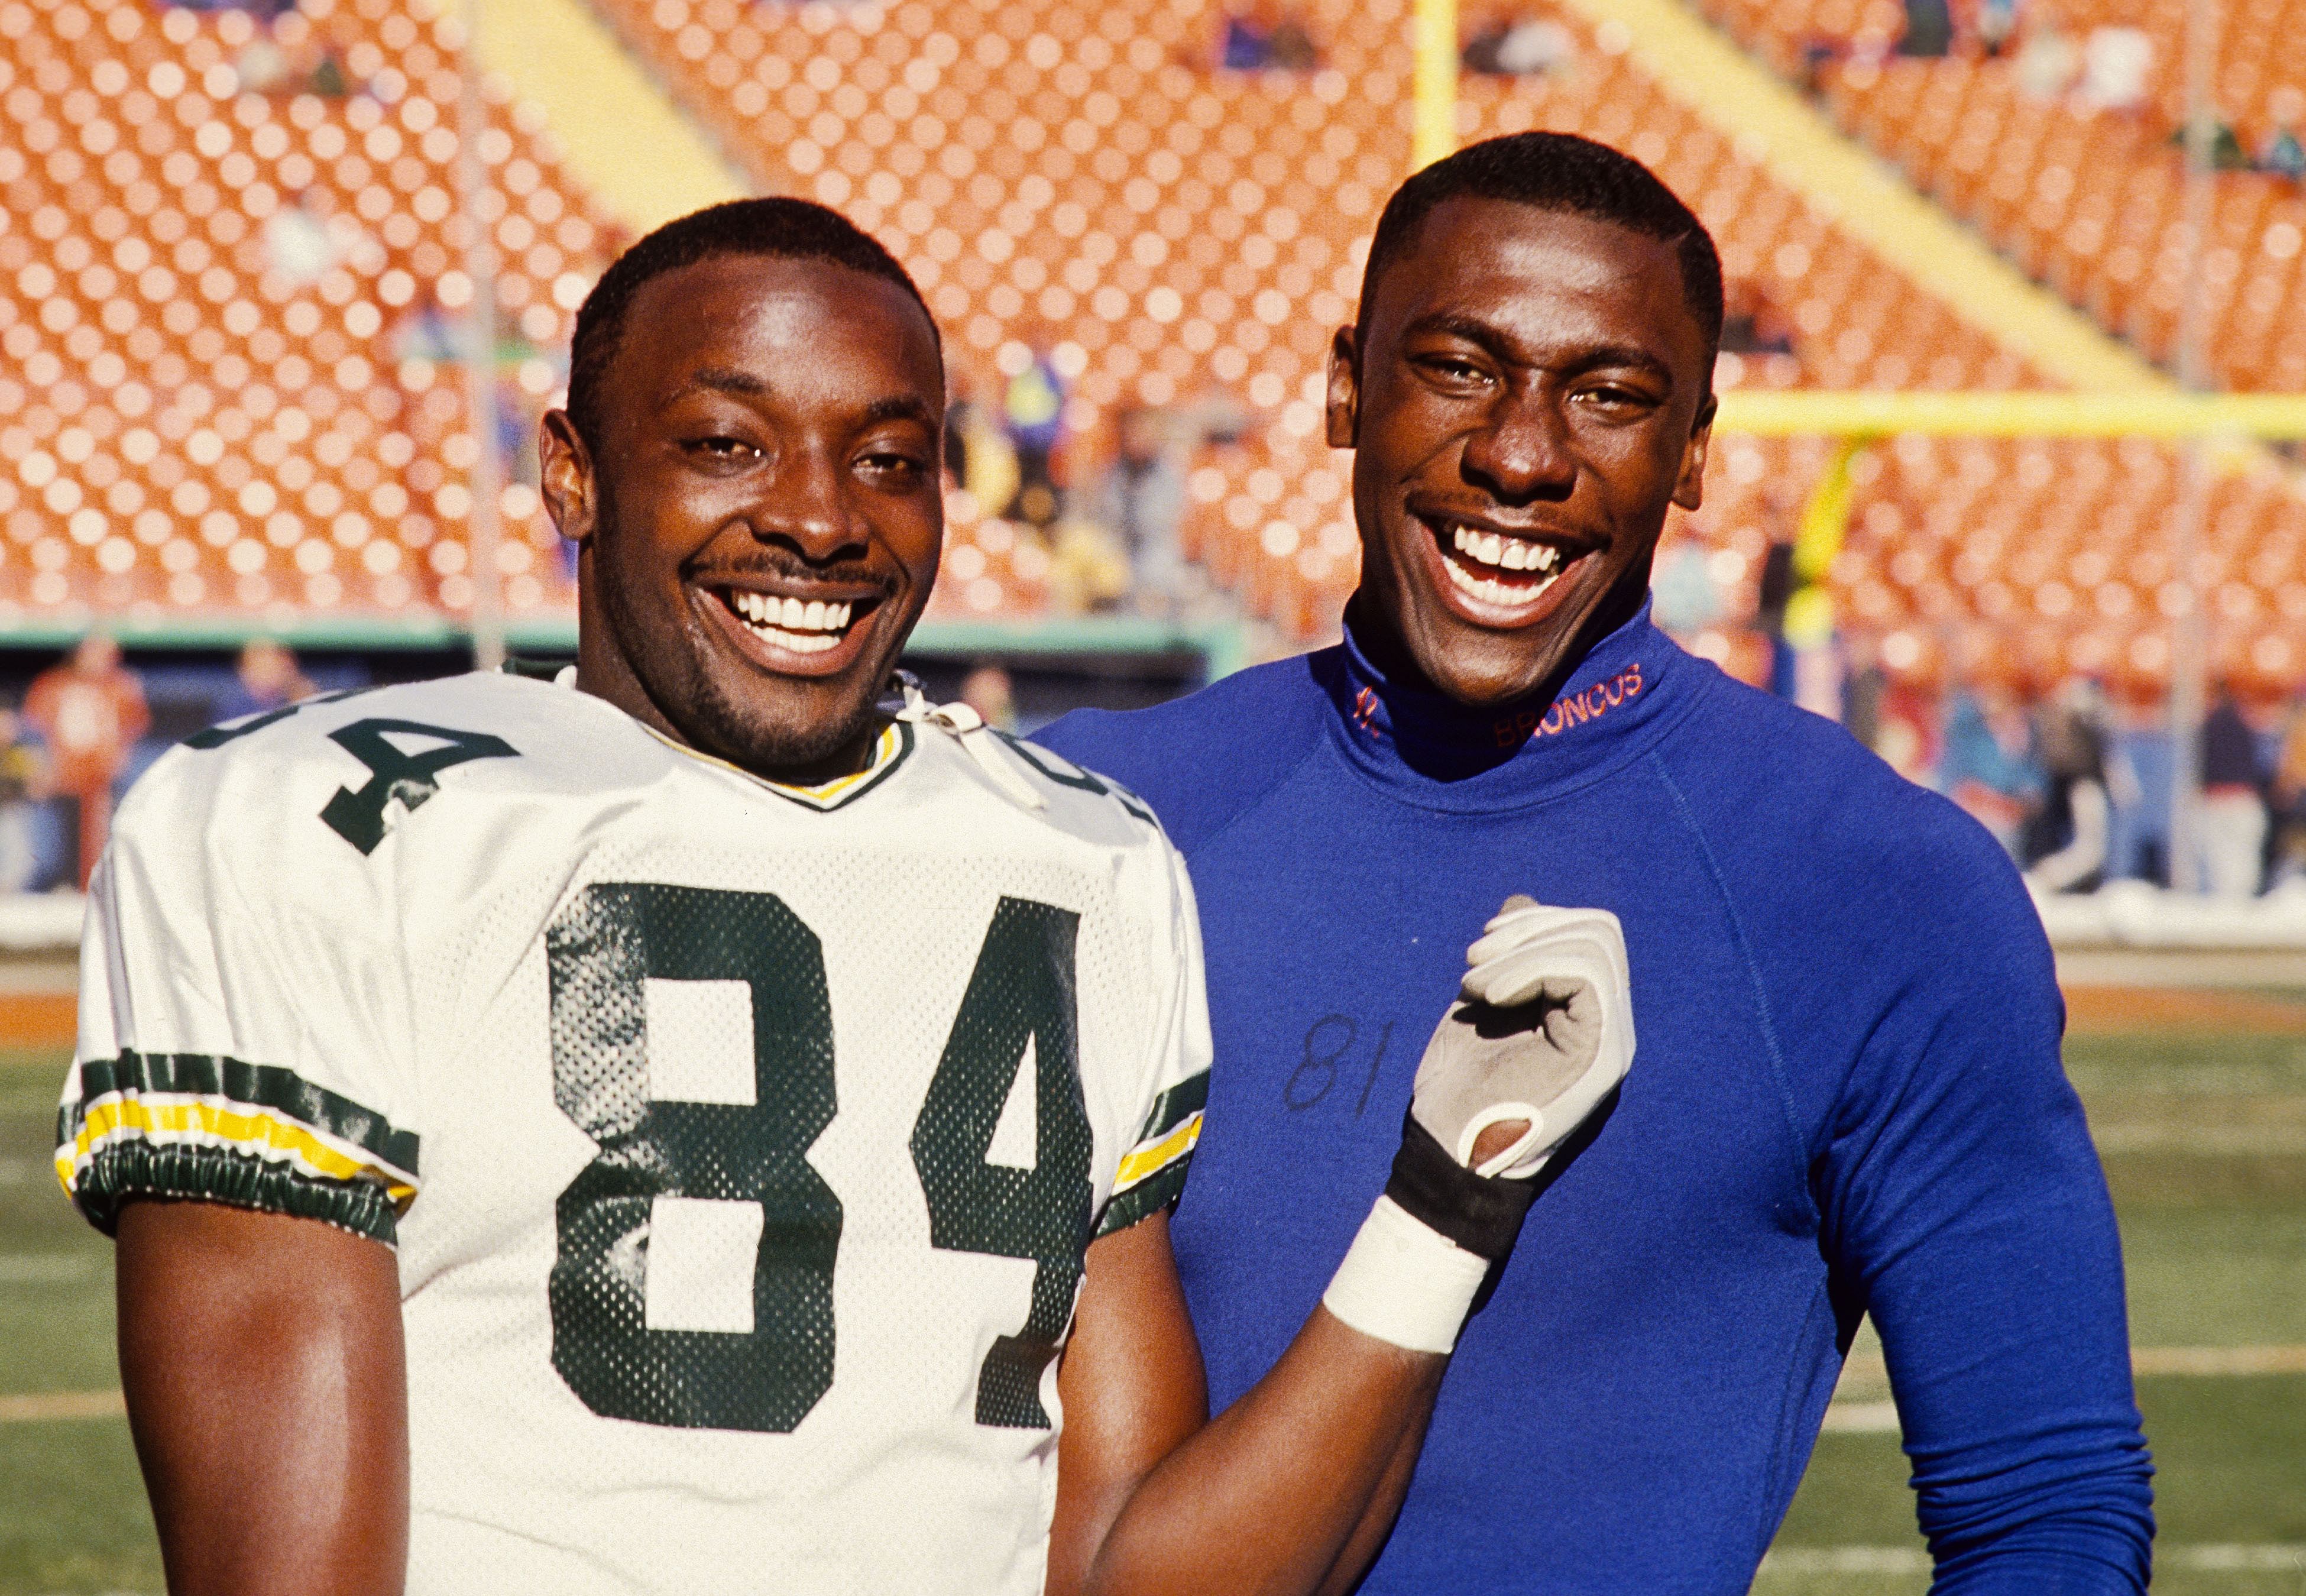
58,670,1211,1596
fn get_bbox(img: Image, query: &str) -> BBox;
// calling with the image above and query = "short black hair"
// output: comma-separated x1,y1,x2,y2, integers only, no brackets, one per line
565,197,939,451
1355,131,1724,368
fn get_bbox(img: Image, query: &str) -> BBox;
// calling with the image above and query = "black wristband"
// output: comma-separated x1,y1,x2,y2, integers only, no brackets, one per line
1383,1108,1541,1263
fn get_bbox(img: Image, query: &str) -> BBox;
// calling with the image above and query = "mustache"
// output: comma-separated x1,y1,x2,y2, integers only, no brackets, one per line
686,549,899,595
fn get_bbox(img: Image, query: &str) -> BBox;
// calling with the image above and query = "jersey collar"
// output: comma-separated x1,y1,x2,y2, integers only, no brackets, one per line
639,718,915,812
549,667,916,812
1318,597,1696,811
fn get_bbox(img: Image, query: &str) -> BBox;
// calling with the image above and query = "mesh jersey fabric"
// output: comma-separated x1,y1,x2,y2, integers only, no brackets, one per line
60,670,1210,1596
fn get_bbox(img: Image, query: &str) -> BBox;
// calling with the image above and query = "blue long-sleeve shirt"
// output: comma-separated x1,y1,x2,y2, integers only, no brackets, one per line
1037,604,2152,1592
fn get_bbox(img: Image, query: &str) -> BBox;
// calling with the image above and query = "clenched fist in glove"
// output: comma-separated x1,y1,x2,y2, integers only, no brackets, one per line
1322,896,1635,1354
1414,895,1635,1179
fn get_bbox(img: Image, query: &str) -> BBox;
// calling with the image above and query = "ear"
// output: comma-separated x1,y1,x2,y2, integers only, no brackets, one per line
1671,391,1715,512
1326,326,1361,449
539,410,597,546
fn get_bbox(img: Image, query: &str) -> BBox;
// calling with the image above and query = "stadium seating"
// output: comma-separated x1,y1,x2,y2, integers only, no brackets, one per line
594,0,2301,684
1695,0,2306,391
3,0,2299,687
0,0,626,626
1678,0,2306,688
1707,430,2306,690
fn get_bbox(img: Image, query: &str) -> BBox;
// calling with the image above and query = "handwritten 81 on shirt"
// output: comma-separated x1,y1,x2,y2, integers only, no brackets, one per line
57,671,1210,1596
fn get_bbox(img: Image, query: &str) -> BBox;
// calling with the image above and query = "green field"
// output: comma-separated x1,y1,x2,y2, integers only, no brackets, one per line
1766,1022,2306,1594
0,1021,2301,1594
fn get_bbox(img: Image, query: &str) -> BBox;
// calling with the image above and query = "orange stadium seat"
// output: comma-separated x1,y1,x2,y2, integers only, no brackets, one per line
1704,0,2306,392
0,0,623,627
4,0,2301,684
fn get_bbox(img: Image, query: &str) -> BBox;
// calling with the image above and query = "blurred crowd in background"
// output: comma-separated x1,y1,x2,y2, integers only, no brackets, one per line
1648,584,2306,905
0,633,326,895
12,543,2306,905
1796,0,2306,179
7,0,2306,909
941,347,1251,621
1789,646,2306,902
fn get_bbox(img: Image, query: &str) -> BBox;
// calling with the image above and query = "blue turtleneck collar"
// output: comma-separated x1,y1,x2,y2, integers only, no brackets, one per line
1317,597,1696,808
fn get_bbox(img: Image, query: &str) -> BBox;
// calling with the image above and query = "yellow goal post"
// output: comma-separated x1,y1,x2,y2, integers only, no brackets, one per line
1706,390,2306,650
1711,390,2306,441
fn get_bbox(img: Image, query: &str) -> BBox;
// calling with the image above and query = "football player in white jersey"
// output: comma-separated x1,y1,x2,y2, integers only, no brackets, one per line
59,199,1631,1596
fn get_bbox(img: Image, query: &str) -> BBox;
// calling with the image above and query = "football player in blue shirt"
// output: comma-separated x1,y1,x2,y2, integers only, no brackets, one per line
1039,132,2154,1591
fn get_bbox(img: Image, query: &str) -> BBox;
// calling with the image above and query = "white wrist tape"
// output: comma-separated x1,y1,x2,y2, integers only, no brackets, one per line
1320,1194,1492,1355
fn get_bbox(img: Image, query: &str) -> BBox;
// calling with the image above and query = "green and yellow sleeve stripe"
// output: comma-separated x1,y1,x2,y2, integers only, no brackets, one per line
1096,1069,1207,1238
57,1051,421,1244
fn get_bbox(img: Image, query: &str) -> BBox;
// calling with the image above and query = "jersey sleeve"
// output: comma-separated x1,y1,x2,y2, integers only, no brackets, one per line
56,739,423,1245
1095,835,1213,1238
1815,833,2153,1585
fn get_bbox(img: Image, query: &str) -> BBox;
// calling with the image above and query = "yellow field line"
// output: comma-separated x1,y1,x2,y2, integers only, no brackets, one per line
1819,1398,1901,1433
2134,1344,2306,1375
1826,1344,2306,1430
1827,1352,2306,1433
2091,1125,2306,1155
1835,1343,2306,1394
0,1390,124,1423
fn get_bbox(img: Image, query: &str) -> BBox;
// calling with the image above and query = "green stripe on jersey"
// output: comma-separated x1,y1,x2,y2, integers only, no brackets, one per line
67,1051,420,1179
1096,1155,1193,1238
1134,1070,1209,1144
72,1141,404,1243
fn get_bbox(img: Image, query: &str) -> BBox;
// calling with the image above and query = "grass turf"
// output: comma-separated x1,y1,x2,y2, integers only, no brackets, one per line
0,1021,2300,1593
0,1047,155,1595
1764,1024,2306,1589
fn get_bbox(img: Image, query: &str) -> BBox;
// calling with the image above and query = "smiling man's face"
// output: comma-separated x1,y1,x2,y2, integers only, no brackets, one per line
542,252,944,782
1331,198,1716,706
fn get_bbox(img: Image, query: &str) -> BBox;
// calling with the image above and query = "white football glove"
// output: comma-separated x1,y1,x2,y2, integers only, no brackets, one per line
1323,893,1635,1354
1409,894,1635,1179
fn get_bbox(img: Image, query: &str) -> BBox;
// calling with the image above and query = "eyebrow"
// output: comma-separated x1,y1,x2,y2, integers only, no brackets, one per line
681,369,935,428
1565,343,1676,381
688,366,770,397
1404,313,1518,361
860,394,938,428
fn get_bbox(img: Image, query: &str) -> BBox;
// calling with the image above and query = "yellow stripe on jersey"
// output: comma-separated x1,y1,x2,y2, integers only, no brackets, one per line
58,1095,418,1209
1112,1110,1203,1194
59,1053,420,1244
787,722,905,804
1097,1069,1209,1238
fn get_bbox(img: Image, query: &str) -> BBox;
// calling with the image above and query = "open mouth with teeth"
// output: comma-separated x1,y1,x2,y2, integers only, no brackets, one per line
722,589,861,655
704,582,885,676
1424,516,1591,618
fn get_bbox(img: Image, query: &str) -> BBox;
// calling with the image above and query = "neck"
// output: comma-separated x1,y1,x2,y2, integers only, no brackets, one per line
1327,594,1673,798
1348,557,1654,713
